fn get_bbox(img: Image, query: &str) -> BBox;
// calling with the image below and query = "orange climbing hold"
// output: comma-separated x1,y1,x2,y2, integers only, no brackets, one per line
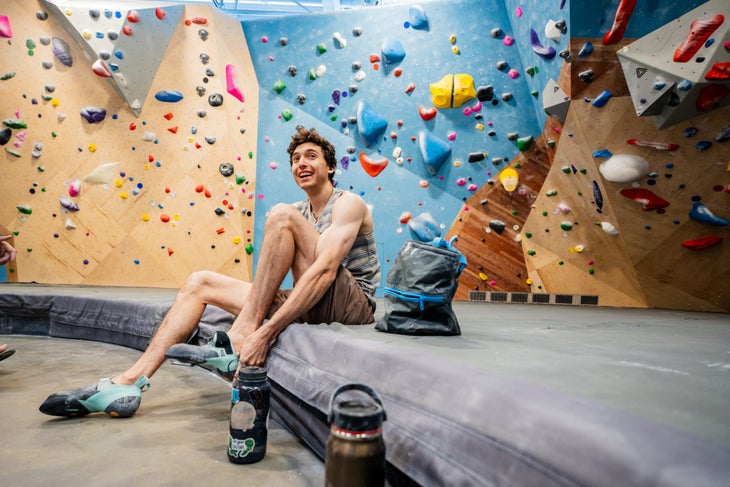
163,112,174,120
673,14,724,62
359,152,389,177
160,213,171,222
167,126,179,134
167,248,174,256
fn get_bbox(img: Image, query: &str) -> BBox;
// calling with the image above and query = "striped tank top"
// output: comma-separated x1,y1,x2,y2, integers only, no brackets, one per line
294,188,381,306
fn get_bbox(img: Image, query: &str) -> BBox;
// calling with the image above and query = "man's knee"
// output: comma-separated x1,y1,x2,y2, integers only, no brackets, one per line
266,203,302,229
182,270,217,294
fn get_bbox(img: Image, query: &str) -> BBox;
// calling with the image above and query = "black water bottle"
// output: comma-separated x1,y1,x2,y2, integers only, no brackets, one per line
325,383,387,487
228,365,270,464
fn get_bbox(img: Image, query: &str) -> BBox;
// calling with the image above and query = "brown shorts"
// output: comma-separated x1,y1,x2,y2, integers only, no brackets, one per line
276,265,375,325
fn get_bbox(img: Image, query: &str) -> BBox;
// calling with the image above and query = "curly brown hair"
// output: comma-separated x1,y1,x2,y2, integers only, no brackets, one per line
287,126,337,182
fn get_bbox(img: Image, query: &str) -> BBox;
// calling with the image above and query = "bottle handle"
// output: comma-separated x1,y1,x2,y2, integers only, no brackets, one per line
327,383,387,424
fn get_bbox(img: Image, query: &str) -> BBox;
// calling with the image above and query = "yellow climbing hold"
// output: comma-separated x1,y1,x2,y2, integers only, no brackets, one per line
526,278,533,285
87,143,96,152
499,168,519,192
141,213,150,221
114,179,123,188
120,192,128,199
479,272,488,281
429,73,476,108
51,98,60,107
232,236,241,244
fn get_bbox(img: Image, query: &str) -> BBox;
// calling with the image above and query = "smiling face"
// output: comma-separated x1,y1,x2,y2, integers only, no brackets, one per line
290,142,335,190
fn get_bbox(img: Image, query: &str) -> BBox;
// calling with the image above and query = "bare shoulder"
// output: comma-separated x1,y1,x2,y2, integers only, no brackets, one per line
333,190,372,232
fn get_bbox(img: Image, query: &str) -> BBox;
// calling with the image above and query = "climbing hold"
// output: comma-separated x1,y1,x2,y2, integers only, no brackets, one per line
80,106,106,124
59,196,79,211
160,214,171,223
516,136,533,151
281,108,293,121
356,99,388,146
408,5,428,30
430,73,476,108
399,211,412,224
673,14,725,62
316,43,327,54
16,205,32,215
333,32,346,48
155,8,166,20
92,58,112,77
695,140,712,151
599,221,619,236
529,29,556,59
592,90,612,107
0,128,10,146
468,152,485,163
208,93,224,107
418,105,437,121
560,222,573,231
359,152,388,177
226,64,244,102
578,41,594,57
84,162,118,183
273,80,286,94
489,220,506,234
68,179,81,197
593,181,604,210
578,69,594,82
52,37,72,66
3,118,26,129
1,72,15,80
689,202,728,226
418,130,451,176
603,0,636,45
155,90,184,102
619,188,670,211
219,163,234,177
681,236,723,250
499,168,519,192
0,15,12,38
408,212,440,242
696,84,730,111
599,154,649,183
381,37,406,64
715,123,730,142
627,139,679,151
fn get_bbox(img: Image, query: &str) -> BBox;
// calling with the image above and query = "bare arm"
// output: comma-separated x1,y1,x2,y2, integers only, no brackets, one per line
0,235,17,266
240,192,367,365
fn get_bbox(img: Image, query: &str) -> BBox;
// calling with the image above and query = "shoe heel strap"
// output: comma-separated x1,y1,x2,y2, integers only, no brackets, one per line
135,375,151,392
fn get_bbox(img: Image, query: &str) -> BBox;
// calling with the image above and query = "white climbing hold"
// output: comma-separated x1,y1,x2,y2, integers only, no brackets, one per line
84,161,119,183
600,221,619,236
599,153,650,183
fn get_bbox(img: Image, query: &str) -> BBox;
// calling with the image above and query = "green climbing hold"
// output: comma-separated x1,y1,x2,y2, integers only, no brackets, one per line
273,80,286,94
308,67,317,80
561,166,571,173
511,209,518,215
16,205,32,215
527,250,536,256
514,163,521,168
525,66,538,76
558,261,564,265
42,94,53,101
245,243,254,255
547,140,556,148
37,166,45,172
588,268,595,274
531,90,539,98
282,109,293,121
26,39,36,49
560,221,573,231
235,173,246,184
316,43,327,54
248,151,253,159
580,168,587,174
3,118,27,129
542,211,548,216
516,135,533,151
5,148,21,157
546,189,558,196
330,114,337,121
1,72,15,80
525,232,533,238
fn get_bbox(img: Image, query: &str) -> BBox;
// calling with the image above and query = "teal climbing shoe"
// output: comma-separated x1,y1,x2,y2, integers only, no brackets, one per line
165,331,238,381
39,375,150,418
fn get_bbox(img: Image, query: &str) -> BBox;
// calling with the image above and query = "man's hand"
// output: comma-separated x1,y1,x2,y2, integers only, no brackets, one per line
0,235,17,266
238,327,272,367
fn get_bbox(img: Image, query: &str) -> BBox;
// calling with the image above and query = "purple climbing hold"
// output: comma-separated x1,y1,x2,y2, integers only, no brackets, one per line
154,90,184,102
381,37,406,64
592,180,604,209
52,37,72,67
339,155,349,170
332,89,341,105
80,106,107,124
529,29,556,59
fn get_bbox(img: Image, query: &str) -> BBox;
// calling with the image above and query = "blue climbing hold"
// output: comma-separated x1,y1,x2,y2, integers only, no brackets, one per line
695,140,712,151
418,130,451,176
592,90,612,108
578,41,594,57
689,202,728,226
381,37,406,64
677,79,692,91
408,212,441,242
592,149,612,158
154,90,184,103
356,99,388,147
408,5,428,30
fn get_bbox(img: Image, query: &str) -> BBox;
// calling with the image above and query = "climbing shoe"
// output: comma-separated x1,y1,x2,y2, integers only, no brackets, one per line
39,375,150,418
165,331,238,381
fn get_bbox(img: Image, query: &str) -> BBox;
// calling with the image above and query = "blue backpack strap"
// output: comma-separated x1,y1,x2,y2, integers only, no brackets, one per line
428,236,467,276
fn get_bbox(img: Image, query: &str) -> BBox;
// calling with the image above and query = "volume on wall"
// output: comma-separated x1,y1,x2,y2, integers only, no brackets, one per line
1,0,728,312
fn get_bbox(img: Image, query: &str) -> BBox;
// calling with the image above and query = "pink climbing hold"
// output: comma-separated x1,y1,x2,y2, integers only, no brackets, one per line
508,68,519,79
447,131,456,141
226,64,244,102
0,15,12,39
503,35,514,46
515,6,523,18
68,179,81,197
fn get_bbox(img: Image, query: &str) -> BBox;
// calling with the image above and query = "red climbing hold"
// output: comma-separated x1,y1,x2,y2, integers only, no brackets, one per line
155,8,166,20
418,105,437,121
163,112,174,120
191,17,208,25
705,62,730,80
167,126,179,134
673,14,725,62
123,24,133,36
602,0,636,45
619,187,670,211
626,139,679,151
696,84,730,112
359,152,389,177
127,11,140,23
167,248,174,256
681,236,723,250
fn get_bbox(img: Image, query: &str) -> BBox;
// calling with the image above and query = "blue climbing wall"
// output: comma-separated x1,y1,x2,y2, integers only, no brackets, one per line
244,0,548,290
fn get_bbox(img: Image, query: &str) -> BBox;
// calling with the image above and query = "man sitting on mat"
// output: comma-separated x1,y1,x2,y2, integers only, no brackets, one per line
1,234,17,362
39,126,381,418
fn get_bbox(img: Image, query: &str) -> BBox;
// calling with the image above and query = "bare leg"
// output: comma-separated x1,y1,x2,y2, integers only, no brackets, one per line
226,204,320,349
112,271,251,385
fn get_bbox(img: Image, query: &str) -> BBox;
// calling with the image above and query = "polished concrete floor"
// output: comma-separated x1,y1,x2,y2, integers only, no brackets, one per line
0,336,324,486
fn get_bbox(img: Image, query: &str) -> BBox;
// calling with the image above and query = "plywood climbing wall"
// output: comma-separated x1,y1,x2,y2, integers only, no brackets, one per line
1,1,259,287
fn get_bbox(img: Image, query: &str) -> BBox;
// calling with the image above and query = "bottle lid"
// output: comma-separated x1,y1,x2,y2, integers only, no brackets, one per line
331,399,384,432
237,365,267,381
